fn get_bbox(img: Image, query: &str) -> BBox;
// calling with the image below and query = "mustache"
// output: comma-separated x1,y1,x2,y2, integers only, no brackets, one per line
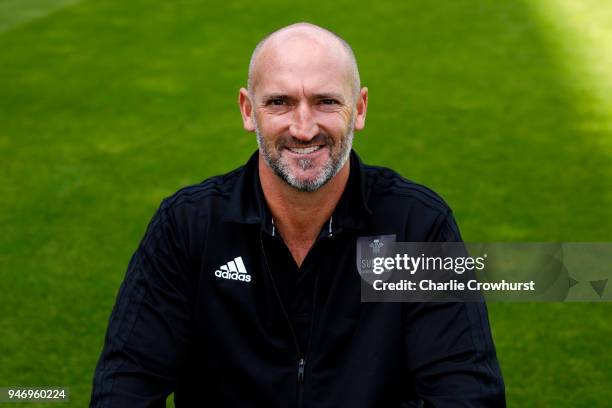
277,133,333,148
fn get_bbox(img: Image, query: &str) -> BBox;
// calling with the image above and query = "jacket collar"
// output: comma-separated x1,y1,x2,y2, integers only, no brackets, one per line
223,149,372,235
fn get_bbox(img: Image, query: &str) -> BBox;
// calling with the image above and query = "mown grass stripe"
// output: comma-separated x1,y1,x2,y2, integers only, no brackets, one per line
0,0,82,34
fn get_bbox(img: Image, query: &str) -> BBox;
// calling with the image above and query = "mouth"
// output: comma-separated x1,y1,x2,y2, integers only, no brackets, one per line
285,145,325,155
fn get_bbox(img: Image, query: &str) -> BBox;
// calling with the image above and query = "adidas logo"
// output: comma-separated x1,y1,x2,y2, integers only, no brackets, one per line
214,256,252,283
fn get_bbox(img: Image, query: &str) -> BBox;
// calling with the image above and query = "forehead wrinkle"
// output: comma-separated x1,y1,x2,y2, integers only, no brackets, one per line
248,24,360,98
257,69,352,104
251,44,353,99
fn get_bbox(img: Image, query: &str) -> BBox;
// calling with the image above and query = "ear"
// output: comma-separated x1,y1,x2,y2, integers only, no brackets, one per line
354,87,368,131
239,88,256,132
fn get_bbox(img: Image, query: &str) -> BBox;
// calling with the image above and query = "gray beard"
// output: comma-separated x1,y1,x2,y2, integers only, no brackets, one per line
255,121,354,192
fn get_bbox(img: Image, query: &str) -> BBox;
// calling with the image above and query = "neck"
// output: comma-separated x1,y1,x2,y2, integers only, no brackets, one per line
259,154,350,265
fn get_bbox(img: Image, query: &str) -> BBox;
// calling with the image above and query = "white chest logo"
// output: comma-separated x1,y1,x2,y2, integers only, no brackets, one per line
214,256,252,283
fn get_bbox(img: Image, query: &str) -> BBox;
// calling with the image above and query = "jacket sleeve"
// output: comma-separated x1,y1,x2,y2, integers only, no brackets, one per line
90,199,195,407
403,213,506,407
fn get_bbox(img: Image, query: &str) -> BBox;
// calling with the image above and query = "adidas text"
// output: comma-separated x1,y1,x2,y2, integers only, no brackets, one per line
215,256,252,283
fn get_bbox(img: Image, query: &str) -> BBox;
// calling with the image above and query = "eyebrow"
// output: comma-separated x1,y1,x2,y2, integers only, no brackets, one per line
260,93,346,102
313,93,345,102
261,93,290,100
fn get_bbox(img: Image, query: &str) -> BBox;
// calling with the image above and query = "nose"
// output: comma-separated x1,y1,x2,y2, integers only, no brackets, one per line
289,102,319,141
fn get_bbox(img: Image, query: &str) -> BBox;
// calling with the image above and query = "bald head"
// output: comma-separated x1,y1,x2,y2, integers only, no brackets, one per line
247,23,360,99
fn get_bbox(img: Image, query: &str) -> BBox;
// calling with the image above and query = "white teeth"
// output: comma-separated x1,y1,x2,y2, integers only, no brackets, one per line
288,146,322,154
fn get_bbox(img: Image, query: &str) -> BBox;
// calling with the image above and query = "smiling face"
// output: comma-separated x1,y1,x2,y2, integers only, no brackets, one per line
254,106,355,192
239,25,368,192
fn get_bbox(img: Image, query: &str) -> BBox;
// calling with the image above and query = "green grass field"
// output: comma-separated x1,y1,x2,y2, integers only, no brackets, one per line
1,0,611,406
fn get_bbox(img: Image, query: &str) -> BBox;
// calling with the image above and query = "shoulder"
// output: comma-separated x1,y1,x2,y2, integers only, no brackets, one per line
363,163,452,215
141,164,248,256
160,164,246,221
361,161,460,241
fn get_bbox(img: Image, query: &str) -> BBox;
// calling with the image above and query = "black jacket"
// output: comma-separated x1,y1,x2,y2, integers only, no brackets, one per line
91,150,505,407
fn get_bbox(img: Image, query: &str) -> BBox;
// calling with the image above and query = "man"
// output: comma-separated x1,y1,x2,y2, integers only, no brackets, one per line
91,23,505,407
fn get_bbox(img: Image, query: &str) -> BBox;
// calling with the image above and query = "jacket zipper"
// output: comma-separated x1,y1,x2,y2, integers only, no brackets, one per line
298,358,305,382
259,228,330,408
259,231,304,376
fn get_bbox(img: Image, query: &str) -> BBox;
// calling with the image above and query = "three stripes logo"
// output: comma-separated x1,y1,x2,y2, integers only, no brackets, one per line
214,256,251,283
